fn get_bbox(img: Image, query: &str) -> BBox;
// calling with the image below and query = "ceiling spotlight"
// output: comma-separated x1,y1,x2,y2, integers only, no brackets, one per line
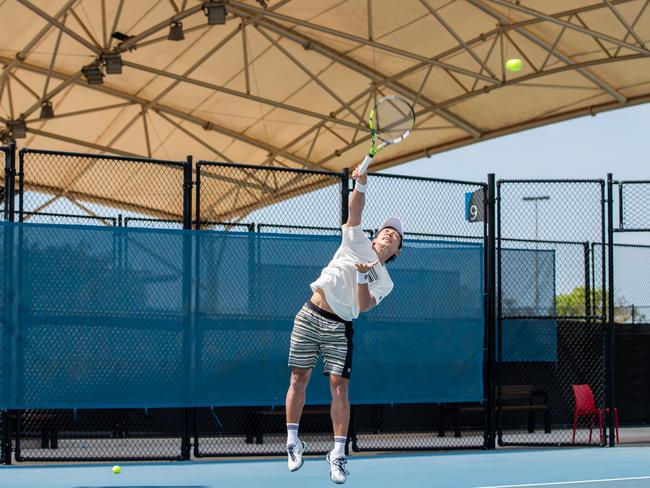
203,1,226,25
103,52,123,75
39,101,54,119
0,131,11,144
8,120,27,139
256,0,267,7
82,62,104,85
168,21,185,41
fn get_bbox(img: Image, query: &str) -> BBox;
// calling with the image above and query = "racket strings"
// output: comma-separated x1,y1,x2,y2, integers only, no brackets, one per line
374,97,414,141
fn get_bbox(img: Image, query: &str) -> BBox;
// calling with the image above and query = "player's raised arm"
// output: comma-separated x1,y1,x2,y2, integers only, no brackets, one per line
345,165,368,227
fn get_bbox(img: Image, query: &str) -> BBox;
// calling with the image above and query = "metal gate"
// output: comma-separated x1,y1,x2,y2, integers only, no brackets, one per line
497,180,607,447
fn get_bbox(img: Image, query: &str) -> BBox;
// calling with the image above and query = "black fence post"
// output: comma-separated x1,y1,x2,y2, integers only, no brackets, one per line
485,174,496,450
590,243,597,318
2,162,14,462
3,142,16,222
341,168,349,225
9,143,15,222
606,173,616,447
618,181,623,230
600,183,607,324
183,155,193,231
17,149,24,222
181,155,194,459
195,161,202,230
495,180,503,446
2,410,10,464
584,242,591,319
2,146,7,220
181,408,191,460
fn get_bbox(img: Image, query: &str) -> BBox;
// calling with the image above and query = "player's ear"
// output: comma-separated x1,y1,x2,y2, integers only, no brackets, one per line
393,248,401,259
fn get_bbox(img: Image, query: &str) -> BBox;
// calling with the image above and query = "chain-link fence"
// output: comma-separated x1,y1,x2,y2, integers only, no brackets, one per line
191,169,490,455
610,180,650,442
193,162,344,457
617,305,650,324
612,239,650,430
14,409,187,461
123,217,183,229
0,411,6,464
618,181,650,231
592,243,650,325
2,221,194,462
18,149,188,229
497,180,606,447
351,174,488,451
196,161,344,231
4,147,650,462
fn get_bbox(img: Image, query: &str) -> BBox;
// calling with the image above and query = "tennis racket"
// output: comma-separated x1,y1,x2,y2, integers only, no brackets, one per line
358,95,415,175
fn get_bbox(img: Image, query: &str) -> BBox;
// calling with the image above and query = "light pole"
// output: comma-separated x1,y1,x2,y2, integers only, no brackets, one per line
523,195,550,315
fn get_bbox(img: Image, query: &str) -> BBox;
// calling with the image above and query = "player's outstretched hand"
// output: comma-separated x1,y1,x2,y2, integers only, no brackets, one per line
355,260,379,273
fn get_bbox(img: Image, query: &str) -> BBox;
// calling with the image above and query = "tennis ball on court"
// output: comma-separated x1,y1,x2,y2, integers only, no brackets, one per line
505,58,523,72
112,465,121,474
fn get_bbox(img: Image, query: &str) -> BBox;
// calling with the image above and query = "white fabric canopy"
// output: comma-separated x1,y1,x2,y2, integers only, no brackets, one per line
1,0,650,219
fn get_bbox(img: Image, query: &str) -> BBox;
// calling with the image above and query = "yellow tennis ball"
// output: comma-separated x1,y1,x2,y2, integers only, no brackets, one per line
505,58,523,72
112,465,121,474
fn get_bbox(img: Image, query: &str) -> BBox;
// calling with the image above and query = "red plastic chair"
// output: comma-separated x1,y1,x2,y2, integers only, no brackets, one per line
572,384,619,444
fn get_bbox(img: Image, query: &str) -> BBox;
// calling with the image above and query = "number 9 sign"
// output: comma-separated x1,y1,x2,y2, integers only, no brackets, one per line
465,189,485,223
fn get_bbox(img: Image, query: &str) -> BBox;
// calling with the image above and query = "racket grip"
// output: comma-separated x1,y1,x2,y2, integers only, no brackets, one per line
358,154,373,175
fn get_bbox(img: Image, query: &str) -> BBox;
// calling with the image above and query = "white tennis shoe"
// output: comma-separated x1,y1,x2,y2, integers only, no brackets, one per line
326,450,349,484
287,440,306,472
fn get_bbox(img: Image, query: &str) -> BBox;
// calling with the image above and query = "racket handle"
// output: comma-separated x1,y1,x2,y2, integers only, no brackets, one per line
358,154,373,175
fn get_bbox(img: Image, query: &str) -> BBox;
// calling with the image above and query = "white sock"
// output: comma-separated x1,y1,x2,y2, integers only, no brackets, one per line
332,436,346,459
287,423,299,445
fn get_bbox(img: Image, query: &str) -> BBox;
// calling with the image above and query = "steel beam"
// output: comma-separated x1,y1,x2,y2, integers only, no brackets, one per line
233,12,483,138
488,0,650,55
17,0,102,55
228,1,499,84
469,0,627,103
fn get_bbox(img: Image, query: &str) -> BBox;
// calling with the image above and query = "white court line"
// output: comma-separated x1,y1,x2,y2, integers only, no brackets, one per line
474,476,650,488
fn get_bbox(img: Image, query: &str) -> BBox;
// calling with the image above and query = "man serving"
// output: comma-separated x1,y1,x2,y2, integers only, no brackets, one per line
284,163,404,484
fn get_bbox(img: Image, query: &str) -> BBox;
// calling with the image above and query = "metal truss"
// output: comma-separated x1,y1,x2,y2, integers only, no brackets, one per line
1,0,649,218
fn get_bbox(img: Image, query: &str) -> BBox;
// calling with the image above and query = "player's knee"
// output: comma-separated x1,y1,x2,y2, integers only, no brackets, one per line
330,377,349,398
290,369,311,391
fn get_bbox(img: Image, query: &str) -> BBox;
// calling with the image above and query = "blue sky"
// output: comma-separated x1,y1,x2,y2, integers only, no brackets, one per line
385,102,650,251
385,104,650,305
385,103,650,182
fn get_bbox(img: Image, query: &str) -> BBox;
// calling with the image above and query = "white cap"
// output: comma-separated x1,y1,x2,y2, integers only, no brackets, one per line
380,217,404,237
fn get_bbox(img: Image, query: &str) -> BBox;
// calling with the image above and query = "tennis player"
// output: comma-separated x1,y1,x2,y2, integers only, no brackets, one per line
284,163,403,484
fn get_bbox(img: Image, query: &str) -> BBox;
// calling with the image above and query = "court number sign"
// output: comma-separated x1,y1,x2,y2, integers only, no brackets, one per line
465,188,484,223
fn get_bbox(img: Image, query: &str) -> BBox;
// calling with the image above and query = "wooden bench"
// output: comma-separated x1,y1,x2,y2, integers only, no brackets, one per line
438,385,551,438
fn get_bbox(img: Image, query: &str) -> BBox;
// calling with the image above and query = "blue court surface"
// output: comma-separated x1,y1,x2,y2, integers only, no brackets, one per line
1,447,649,488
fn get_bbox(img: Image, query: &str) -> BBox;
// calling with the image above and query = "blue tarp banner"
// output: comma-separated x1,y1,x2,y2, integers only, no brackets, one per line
0,222,485,409
501,247,558,362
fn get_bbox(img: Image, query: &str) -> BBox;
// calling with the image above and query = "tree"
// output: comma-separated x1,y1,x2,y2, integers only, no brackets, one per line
556,286,646,323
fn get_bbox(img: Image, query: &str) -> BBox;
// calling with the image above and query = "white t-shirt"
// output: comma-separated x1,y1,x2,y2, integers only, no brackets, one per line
310,225,394,321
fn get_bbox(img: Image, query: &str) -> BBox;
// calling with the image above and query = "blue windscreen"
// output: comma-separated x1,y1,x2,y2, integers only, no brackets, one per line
0,223,484,409
501,247,558,362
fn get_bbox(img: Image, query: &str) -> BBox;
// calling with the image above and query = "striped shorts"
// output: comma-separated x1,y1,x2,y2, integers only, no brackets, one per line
288,301,354,379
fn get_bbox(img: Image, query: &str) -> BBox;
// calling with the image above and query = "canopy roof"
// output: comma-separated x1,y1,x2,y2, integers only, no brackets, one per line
1,0,650,220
